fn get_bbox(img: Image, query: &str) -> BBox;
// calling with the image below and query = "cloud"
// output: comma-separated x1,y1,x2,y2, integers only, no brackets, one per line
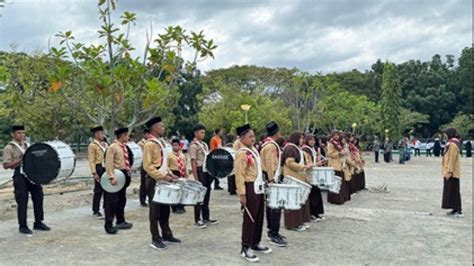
0,0,471,73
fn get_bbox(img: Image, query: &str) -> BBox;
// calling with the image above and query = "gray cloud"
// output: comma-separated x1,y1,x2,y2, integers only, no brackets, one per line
0,0,471,73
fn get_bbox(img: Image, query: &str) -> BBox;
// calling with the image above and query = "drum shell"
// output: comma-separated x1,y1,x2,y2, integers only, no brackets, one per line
22,140,76,184
205,148,236,178
180,182,203,205
309,167,335,188
126,142,142,170
328,175,343,193
283,176,312,205
153,183,182,205
266,183,302,210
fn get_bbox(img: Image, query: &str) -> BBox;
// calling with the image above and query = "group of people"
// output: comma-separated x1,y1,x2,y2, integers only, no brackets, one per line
2,120,464,263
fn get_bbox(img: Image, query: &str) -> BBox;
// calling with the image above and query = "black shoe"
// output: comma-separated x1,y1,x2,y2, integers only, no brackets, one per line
229,192,237,195
203,219,219,225
140,202,148,207
241,247,259,263
214,186,224,190
116,222,133,230
149,240,167,250
268,235,287,247
251,243,272,254
33,222,51,231
93,212,104,220
105,226,118,234
163,236,181,243
277,233,287,240
19,226,33,235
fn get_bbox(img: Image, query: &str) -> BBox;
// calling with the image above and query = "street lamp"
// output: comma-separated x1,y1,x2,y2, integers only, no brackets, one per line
240,104,251,123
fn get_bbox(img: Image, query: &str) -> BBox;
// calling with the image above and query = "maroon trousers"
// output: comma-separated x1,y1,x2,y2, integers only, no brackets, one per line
242,182,264,248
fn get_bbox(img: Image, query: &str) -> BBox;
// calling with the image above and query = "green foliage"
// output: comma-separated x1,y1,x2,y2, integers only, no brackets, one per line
442,113,474,138
380,62,402,139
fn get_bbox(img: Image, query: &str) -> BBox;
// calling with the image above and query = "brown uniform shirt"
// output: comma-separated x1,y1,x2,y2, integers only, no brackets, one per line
234,148,259,195
283,157,308,182
143,138,167,181
105,142,127,179
168,151,187,173
87,141,106,174
442,143,461,178
189,140,208,167
2,141,27,167
260,141,280,182
327,142,343,171
233,139,242,150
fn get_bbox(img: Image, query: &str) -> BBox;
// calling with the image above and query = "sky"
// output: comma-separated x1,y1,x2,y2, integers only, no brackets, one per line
0,0,471,73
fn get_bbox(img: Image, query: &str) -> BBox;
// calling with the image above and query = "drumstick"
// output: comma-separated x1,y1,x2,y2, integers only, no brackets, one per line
244,206,255,223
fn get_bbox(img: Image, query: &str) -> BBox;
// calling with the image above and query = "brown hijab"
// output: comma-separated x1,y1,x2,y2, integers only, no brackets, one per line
282,131,303,165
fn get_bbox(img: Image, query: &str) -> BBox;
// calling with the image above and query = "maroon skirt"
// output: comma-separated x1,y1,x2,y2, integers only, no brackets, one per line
442,178,462,211
358,171,366,190
350,173,359,194
309,186,324,216
284,200,308,228
328,170,347,205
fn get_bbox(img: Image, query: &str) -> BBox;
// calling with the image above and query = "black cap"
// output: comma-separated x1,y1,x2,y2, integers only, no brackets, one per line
236,124,252,137
90,126,104,133
266,121,279,136
145,117,162,129
114,127,129,137
11,125,25,132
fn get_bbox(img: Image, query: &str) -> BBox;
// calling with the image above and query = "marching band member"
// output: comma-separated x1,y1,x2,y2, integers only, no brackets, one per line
302,134,325,221
189,124,218,228
3,125,50,235
138,128,151,207
341,134,356,197
260,121,287,247
282,131,312,231
103,127,133,234
210,128,224,190
168,138,188,214
349,134,365,192
327,131,349,204
88,126,107,219
235,124,272,262
143,117,181,250
441,128,463,218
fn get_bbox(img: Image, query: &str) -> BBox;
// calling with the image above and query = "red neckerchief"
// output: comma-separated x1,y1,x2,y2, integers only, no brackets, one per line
118,141,131,174
349,142,359,156
246,151,254,166
444,138,461,154
330,138,343,151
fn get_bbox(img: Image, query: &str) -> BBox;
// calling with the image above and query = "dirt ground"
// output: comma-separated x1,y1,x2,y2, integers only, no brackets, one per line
0,154,472,265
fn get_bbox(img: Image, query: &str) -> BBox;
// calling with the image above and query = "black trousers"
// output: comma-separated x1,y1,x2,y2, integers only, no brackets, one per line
374,151,379,162
139,166,147,204
146,177,173,241
227,175,237,194
171,170,185,212
194,167,212,223
263,173,281,237
212,175,220,188
92,164,105,213
104,170,131,228
242,182,264,247
13,173,44,227
384,152,391,163
414,149,420,156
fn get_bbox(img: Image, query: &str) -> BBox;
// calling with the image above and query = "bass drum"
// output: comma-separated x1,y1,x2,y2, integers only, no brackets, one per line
205,147,236,178
22,140,76,184
126,142,142,170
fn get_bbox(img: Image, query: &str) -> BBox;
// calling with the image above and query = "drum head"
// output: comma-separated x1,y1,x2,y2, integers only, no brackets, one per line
23,143,60,184
100,170,126,193
206,148,234,178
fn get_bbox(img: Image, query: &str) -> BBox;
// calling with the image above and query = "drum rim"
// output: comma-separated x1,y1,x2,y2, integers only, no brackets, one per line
206,148,235,178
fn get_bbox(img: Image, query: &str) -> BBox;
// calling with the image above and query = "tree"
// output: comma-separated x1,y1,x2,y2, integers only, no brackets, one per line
456,47,473,114
380,62,402,139
442,113,474,138
49,0,216,136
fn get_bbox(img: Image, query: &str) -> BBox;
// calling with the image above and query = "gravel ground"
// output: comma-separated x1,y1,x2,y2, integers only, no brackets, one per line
0,155,472,265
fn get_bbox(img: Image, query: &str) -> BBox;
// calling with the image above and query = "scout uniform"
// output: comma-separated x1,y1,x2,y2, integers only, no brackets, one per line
87,126,107,217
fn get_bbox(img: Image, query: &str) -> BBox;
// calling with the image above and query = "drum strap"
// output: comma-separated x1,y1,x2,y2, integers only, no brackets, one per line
283,143,305,165
261,140,282,182
239,147,264,195
302,145,317,165
9,141,29,175
93,140,108,153
148,137,168,175
193,140,209,173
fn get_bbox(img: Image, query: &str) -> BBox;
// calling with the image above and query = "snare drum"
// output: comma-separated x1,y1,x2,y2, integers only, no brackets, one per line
309,167,335,188
328,175,343,193
266,183,302,210
22,140,76,184
153,181,182,205
283,176,312,205
126,142,142,170
184,180,207,203
180,181,203,205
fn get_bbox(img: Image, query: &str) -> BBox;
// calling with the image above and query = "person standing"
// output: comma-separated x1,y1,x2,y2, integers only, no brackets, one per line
441,128,463,218
327,131,349,204
190,124,218,228
137,128,151,207
209,128,224,190
373,136,380,163
180,135,190,153
465,140,472,158
235,124,272,262
383,138,393,163
260,121,287,247
143,117,181,250
103,127,133,234
226,133,238,195
433,138,442,157
414,138,421,156
168,138,188,214
87,126,108,219
302,134,325,221
282,131,312,231
3,125,50,235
